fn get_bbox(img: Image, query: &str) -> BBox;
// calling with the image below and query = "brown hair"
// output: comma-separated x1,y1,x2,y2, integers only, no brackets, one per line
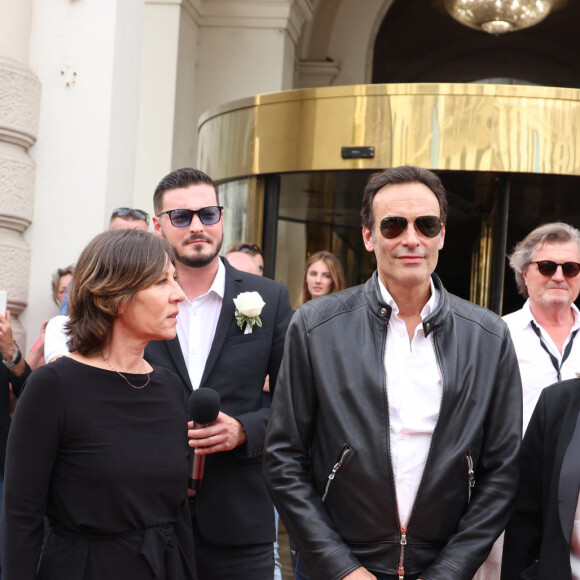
301,251,346,304
66,229,174,355
361,165,448,231
153,168,219,215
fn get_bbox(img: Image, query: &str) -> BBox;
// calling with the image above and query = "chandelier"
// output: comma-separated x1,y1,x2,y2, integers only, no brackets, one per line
442,0,555,34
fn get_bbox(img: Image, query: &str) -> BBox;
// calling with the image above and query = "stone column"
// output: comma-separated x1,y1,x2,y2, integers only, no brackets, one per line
0,0,41,347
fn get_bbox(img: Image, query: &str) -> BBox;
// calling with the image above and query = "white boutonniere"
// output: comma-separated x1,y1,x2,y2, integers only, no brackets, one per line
234,291,265,334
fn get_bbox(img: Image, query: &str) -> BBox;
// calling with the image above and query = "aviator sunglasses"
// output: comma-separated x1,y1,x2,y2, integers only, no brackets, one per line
379,215,443,239
530,260,580,278
157,206,223,228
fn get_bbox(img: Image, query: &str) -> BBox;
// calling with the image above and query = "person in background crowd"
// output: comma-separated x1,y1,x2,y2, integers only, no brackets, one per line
487,222,580,580
0,308,32,580
25,265,77,371
264,165,522,580
301,250,346,305
108,207,150,231
51,265,75,308
2,229,196,580
146,168,293,580
225,251,260,275
228,242,265,276
504,222,580,432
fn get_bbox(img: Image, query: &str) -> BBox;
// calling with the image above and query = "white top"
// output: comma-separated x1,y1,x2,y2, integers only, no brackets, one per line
379,277,442,528
503,299,580,433
176,259,226,390
44,315,70,363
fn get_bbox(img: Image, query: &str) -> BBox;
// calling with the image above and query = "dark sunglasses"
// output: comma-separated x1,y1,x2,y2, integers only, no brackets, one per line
112,207,149,222
530,260,580,278
157,206,223,228
379,215,442,239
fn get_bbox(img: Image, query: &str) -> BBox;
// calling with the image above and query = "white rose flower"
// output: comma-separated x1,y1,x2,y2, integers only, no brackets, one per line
233,292,265,318
233,292,266,333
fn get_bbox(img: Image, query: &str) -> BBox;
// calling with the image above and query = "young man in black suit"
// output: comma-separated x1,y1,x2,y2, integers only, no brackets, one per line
146,168,293,580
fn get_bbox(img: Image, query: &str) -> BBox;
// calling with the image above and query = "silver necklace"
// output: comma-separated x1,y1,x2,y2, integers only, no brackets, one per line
101,356,151,390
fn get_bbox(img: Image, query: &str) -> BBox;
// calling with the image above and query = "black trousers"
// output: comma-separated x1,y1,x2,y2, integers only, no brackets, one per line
191,517,274,580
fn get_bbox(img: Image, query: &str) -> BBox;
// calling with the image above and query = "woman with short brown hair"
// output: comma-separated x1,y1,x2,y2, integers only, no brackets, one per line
2,229,197,580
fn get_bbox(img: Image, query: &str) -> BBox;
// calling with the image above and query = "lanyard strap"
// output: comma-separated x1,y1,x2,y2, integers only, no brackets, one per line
530,321,578,382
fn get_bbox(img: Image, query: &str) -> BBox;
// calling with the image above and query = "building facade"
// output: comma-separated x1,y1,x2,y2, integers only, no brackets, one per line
2,0,579,344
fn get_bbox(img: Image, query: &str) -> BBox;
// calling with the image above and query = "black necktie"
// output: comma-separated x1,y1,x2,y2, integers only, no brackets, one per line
530,320,578,382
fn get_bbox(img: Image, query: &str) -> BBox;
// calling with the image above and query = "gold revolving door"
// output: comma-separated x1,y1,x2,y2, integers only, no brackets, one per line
198,83,580,312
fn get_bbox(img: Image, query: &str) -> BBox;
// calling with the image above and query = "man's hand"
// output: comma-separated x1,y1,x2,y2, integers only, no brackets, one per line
188,412,247,455
342,567,377,579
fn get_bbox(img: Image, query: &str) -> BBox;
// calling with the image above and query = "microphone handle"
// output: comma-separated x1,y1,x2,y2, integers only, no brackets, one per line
189,422,208,491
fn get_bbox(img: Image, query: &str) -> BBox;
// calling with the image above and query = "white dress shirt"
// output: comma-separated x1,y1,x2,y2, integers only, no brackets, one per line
378,277,442,528
503,299,580,433
177,259,226,390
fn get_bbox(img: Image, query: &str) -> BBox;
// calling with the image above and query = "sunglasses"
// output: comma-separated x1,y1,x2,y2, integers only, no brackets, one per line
379,215,442,239
530,260,580,278
239,243,262,255
112,207,149,222
157,206,223,228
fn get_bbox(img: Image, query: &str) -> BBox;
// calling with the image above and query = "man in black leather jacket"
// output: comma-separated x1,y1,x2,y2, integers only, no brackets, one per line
264,166,522,580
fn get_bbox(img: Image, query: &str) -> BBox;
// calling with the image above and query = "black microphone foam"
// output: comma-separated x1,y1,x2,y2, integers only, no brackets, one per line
188,388,220,424
188,388,221,492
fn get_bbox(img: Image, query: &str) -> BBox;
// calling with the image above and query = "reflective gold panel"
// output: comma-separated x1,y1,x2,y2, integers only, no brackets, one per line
198,83,580,182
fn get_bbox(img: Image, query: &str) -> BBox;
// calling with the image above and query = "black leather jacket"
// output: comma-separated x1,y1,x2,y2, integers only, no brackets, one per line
264,273,522,580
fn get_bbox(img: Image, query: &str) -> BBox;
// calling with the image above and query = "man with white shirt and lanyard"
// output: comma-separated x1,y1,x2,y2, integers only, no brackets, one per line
503,222,580,432
475,223,580,580
264,165,522,580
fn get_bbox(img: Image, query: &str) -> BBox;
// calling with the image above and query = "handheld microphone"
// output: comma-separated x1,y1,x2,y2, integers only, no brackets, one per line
188,388,221,491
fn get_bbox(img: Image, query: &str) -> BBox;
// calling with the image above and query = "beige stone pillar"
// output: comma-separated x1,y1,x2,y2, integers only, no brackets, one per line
0,0,40,346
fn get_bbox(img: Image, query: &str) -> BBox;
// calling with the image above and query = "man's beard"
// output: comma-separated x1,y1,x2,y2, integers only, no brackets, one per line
175,235,223,269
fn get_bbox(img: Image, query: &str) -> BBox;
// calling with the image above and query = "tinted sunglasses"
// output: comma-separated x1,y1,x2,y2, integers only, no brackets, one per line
112,207,149,222
379,215,442,239
530,260,580,278
157,206,223,228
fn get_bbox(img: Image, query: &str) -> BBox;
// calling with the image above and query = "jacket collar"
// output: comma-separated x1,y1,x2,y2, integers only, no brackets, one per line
364,271,450,336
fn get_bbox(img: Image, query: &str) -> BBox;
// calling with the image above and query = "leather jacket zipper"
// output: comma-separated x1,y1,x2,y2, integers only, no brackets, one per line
465,451,475,504
397,525,407,579
321,445,351,502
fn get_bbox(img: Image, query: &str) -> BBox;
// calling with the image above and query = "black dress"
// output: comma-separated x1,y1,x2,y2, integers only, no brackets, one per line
1,357,197,580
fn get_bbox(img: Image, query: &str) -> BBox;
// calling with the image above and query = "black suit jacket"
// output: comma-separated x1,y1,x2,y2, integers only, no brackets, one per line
145,258,293,546
502,378,580,580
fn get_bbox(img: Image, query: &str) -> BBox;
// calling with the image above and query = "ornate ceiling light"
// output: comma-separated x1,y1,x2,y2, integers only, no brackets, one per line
442,0,555,34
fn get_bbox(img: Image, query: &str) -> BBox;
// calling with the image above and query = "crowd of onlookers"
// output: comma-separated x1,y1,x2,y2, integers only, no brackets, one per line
2,165,580,580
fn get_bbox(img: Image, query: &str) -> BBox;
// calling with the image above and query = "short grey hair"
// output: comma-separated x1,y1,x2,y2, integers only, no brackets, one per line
509,222,580,298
